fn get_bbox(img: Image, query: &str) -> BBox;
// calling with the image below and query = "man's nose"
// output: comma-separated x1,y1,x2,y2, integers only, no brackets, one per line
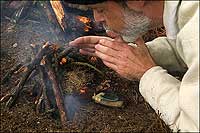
93,10,105,22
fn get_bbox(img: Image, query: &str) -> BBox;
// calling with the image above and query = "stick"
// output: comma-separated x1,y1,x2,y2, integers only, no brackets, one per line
4,42,57,108
57,46,74,61
39,65,56,109
5,66,35,108
45,58,67,126
1,63,22,84
71,62,104,76
31,43,55,110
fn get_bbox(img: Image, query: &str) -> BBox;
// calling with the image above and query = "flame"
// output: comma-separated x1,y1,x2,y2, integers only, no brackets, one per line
84,26,89,32
50,1,65,31
76,16,92,32
60,57,67,65
76,16,91,24
90,56,97,63
80,87,87,94
80,89,86,94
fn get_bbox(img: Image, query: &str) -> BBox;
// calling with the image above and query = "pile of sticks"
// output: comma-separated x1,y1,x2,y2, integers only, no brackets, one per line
1,42,75,127
1,1,106,127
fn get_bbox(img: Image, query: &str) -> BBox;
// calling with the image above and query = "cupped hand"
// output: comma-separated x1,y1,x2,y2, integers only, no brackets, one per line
95,37,156,80
69,34,156,80
69,36,114,56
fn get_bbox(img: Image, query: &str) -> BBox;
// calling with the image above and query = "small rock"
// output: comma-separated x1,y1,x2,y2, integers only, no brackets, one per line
13,43,18,48
37,121,40,124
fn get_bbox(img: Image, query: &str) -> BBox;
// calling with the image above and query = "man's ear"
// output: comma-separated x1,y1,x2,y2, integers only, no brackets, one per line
126,1,145,12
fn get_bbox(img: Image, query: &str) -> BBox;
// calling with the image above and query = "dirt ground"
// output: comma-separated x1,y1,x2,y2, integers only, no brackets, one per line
0,2,171,132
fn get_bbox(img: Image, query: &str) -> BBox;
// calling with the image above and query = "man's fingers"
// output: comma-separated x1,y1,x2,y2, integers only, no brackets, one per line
70,36,114,46
79,49,96,56
80,48,95,53
70,36,99,45
102,60,117,71
99,39,122,51
106,30,120,38
95,44,119,57
107,31,124,42
95,50,117,64
69,43,96,49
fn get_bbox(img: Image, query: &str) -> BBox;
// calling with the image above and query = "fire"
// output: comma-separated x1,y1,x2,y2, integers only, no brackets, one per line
84,26,90,32
90,56,97,63
80,87,88,94
76,16,92,32
60,57,67,65
50,1,65,31
80,89,86,94
76,16,91,24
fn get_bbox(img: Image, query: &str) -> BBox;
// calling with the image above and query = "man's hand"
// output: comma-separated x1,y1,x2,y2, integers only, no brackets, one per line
69,36,114,56
70,35,156,80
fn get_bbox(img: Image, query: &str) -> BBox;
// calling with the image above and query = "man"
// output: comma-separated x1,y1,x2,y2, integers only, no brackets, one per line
67,0,199,132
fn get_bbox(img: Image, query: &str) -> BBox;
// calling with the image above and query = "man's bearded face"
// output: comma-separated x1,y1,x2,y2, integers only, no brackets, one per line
104,8,151,42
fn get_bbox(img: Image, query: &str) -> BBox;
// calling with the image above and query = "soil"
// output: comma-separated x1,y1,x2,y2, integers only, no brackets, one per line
1,2,172,132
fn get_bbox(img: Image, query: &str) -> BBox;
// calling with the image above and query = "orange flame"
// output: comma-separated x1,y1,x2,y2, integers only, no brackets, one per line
80,89,86,94
60,57,67,65
90,56,97,63
50,1,65,31
76,16,92,32
80,87,88,94
76,16,91,24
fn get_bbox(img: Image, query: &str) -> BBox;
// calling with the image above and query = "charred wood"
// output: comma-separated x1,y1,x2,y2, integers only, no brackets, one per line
1,63,22,85
2,42,57,108
44,57,67,126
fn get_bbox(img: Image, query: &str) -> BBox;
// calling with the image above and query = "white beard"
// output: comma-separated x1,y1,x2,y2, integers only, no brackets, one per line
104,10,151,43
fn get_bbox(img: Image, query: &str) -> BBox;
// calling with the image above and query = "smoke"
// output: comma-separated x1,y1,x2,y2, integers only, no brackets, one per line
64,95,81,121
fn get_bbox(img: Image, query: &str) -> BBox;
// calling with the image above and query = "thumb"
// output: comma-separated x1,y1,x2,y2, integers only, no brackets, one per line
134,37,146,47
106,30,119,38
106,30,124,42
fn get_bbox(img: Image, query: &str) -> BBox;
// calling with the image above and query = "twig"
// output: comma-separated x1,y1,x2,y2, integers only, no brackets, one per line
1,63,22,85
57,46,74,61
4,42,57,108
70,62,104,76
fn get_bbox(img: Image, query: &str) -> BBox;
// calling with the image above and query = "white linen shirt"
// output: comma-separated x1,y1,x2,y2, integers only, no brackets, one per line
139,1,199,132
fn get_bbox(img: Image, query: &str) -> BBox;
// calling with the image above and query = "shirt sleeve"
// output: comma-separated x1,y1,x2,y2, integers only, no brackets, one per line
146,37,187,72
139,66,181,130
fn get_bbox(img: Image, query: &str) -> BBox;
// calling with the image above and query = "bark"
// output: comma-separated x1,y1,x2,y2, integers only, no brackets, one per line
45,58,68,126
1,63,22,85
3,42,57,108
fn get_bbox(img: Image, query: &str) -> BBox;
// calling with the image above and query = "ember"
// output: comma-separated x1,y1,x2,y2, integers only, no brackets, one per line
76,16,91,23
0,1,170,132
80,87,86,94
76,16,92,32
60,57,67,65
90,56,97,63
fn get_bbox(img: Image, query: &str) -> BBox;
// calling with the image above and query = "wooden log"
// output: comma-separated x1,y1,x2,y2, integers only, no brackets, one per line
49,0,66,31
4,42,57,108
39,65,56,109
44,57,68,126
31,43,56,111
57,45,75,61
30,44,54,113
